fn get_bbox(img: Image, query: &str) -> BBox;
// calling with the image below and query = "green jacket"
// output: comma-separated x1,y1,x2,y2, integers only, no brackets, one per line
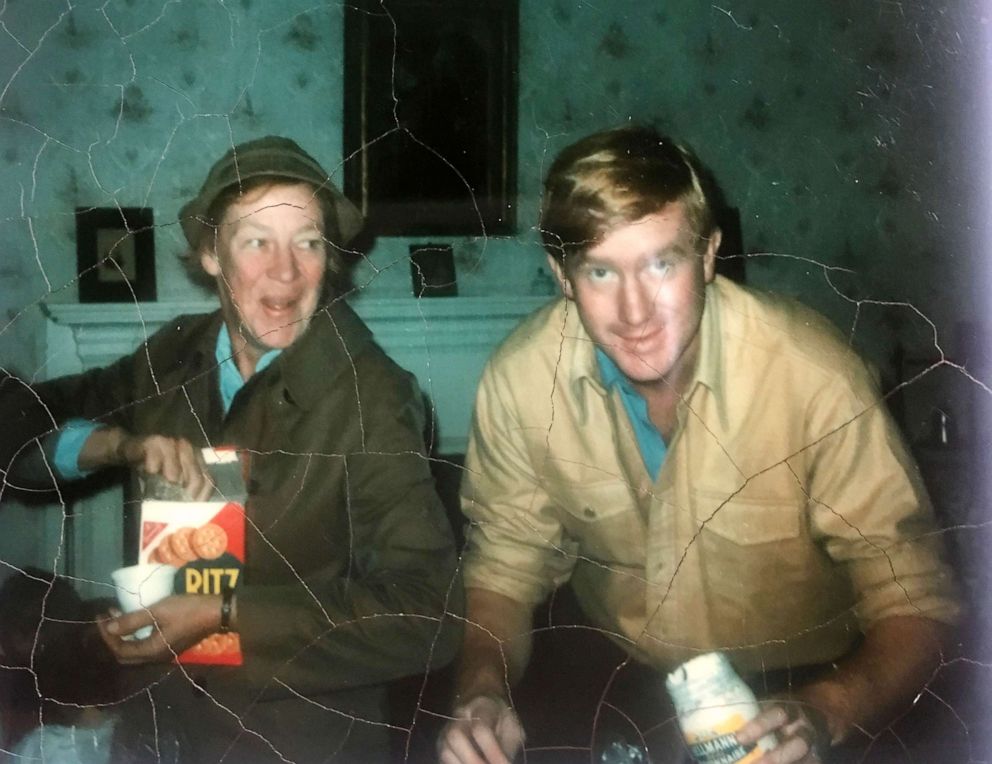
38,301,463,762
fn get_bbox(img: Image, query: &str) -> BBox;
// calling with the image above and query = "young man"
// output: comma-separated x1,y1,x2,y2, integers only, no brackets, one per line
22,136,462,762
438,126,959,763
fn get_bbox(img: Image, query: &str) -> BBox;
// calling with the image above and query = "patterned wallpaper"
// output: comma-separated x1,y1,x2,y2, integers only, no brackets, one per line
0,0,981,380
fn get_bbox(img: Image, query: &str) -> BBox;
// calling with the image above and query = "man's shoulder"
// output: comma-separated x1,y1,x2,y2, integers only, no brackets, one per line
486,297,573,374
108,312,220,397
714,278,866,379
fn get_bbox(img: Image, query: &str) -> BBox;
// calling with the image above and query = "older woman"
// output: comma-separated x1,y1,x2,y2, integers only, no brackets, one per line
33,136,462,762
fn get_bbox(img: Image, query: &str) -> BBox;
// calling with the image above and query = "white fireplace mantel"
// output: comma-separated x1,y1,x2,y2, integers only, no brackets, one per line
44,295,549,454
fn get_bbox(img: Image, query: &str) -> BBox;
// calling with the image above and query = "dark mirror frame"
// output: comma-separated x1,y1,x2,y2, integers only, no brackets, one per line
343,0,518,237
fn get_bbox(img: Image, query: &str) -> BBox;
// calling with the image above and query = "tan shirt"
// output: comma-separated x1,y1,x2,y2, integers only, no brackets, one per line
461,276,959,673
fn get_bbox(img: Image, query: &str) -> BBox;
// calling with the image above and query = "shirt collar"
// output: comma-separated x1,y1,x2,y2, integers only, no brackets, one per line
215,324,281,412
694,277,723,395
595,347,630,391
688,276,729,428
564,276,728,409
277,298,375,410
560,299,604,406
207,299,373,413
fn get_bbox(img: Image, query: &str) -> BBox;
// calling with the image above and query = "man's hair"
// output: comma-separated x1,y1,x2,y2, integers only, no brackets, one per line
539,125,717,271
184,176,351,295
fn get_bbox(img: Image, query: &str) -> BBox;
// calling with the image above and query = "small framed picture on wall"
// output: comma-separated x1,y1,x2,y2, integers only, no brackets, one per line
75,207,156,303
410,243,458,297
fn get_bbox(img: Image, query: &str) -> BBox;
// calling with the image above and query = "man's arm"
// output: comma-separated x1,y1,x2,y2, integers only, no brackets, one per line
0,372,57,490
439,348,576,763
797,614,950,743
738,615,950,761
738,359,960,761
455,587,534,701
439,587,534,764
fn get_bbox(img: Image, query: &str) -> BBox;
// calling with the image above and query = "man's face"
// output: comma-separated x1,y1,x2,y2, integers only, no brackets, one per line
549,201,719,390
201,183,327,368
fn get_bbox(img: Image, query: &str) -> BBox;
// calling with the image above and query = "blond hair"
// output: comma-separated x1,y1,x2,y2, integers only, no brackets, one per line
540,126,716,272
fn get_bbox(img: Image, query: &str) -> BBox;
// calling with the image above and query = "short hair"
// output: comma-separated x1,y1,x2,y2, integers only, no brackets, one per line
539,125,717,271
183,176,351,295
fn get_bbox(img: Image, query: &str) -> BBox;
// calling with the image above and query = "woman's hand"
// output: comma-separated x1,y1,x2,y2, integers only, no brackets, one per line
97,594,223,664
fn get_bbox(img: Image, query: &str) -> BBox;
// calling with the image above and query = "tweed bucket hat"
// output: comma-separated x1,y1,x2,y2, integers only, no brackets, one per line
179,136,363,249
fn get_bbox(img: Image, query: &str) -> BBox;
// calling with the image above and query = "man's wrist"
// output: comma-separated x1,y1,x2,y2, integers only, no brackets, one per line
454,690,508,709
453,673,512,711
51,420,102,479
797,677,859,745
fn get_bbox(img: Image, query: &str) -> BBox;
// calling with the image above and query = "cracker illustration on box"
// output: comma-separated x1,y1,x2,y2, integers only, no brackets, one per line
139,447,246,666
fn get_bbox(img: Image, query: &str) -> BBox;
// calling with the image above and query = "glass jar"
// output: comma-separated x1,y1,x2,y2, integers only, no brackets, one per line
665,652,776,763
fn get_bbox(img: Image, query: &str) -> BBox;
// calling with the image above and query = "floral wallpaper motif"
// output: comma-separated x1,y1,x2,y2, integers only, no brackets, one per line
0,0,979,378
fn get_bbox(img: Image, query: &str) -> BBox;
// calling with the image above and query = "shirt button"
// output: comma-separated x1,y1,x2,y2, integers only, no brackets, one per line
583,507,596,518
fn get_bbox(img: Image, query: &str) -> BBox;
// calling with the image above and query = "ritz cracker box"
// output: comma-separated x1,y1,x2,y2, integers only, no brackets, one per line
138,447,246,665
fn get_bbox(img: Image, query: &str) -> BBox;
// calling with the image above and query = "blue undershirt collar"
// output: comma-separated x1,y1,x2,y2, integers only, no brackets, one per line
595,348,667,481
215,323,281,413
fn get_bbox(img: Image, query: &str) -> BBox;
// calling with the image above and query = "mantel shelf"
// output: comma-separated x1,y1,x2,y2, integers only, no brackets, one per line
43,295,552,454
45,295,549,324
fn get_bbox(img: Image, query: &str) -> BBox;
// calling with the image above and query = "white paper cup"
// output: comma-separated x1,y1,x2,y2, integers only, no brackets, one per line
110,563,177,640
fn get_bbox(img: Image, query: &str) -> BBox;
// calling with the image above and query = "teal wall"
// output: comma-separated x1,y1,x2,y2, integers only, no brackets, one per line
0,0,982,383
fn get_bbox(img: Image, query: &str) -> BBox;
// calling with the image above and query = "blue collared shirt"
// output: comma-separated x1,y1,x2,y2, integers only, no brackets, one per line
53,324,280,478
215,323,281,411
595,348,667,480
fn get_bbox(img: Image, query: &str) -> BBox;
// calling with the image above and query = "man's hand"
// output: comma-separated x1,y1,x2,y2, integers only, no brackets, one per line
437,694,525,764
735,615,951,763
97,593,222,664
736,701,830,764
79,427,213,500
441,589,534,763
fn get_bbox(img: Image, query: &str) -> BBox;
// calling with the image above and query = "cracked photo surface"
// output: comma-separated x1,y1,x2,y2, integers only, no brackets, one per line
0,1,989,762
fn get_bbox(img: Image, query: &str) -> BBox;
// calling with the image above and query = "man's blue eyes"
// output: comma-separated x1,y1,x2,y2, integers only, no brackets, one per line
584,260,672,280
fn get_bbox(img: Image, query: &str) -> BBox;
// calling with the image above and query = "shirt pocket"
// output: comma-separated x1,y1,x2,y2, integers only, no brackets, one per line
698,493,803,545
545,478,645,565
696,490,807,584
693,490,829,640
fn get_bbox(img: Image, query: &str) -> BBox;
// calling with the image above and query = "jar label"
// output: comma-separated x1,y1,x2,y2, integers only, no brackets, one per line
687,732,763,764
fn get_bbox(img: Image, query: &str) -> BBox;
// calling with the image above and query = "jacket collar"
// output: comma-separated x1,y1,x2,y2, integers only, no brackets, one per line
273,297,374,411
167,300,374,413
159,310,225,380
